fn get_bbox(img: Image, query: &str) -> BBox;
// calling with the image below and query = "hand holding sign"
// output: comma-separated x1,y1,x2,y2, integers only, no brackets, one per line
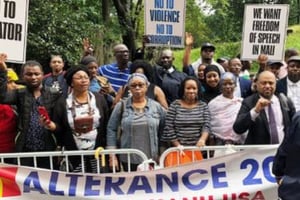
0,53,8,71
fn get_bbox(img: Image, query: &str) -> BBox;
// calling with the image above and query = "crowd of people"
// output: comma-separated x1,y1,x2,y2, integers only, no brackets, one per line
0,34,300,185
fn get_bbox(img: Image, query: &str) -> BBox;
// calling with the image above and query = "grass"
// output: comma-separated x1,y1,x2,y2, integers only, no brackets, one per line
172,25,300,73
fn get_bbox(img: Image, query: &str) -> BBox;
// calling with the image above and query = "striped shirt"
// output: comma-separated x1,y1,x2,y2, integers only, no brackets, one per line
98,63,130,92
162,100,211,146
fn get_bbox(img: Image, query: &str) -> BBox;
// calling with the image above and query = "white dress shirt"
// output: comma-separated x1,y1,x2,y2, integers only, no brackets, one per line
287,78,300,111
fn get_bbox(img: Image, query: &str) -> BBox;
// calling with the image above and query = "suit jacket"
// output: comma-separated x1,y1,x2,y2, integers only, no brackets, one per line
239,77,252,98
272,111,300,200
276,76,288,95
233,93,295,144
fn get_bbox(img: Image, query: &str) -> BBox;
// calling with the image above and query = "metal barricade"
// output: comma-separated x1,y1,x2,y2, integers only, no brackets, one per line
0,148,149,174
159,145,278,168
0,145,278,172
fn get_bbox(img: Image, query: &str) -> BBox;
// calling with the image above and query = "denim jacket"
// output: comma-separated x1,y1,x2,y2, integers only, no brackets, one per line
107,97,165,159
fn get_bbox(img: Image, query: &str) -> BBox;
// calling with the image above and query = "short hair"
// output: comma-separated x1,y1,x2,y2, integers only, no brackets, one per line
178,76,202,100
21,60,43,75
130,59,154,83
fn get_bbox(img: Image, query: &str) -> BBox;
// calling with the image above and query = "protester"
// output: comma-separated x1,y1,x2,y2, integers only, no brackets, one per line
278,48,299,79
153,49,187,105
276,56,300,111
98,44,131,92
162,76,210,148
208,72,246,145
51,66,110,173
202,65,222,103
182,32,224,76
233,71,295,144
216,57,229,72
107,73,165,171
265,60,283,80
43,55,68,97
81,55,116,108
0,67,22,154
113,59,168,109
0,54,61,168
228,58,252,98
272,111,300,200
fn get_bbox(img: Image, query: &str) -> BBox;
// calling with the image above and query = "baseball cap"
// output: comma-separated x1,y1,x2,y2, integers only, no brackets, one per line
287,55,300,64
201,42,215,52
267,61,283,67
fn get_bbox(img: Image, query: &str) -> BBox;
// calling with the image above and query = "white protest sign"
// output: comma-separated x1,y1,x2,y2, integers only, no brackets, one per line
144,0,186,48
0,0,29,63
241,4,289,61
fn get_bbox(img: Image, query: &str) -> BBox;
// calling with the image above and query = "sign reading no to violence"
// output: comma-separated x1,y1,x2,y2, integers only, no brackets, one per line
144,0,186,48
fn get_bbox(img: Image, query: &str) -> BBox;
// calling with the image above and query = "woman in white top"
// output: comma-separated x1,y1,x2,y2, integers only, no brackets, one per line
208,72,247,145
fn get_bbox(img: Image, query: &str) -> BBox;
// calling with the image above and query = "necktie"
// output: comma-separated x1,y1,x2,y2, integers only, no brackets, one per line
268,104,279,144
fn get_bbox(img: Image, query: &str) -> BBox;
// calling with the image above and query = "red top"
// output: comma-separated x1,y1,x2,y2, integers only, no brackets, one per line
0,105,16,153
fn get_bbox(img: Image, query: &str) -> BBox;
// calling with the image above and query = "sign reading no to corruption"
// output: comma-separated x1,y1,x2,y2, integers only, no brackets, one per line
0,0,29,63
144,0,186,48
241,4,289,61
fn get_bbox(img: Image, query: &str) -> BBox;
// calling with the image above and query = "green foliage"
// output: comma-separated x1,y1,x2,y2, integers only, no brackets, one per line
27,0,122,69
185,0,211,46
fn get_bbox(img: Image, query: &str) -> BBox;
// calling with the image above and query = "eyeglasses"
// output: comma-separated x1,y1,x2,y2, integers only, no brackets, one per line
130,83,146,89
73,76,89,80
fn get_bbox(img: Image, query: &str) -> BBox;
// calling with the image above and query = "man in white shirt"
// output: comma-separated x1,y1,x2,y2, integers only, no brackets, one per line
182,32,224,76
276,56,300,111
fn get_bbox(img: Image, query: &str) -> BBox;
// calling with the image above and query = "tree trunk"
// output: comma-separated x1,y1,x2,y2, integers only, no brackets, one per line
112,0,136,60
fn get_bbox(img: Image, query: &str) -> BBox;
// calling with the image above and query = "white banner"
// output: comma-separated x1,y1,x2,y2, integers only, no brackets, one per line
0,147,278,199
144,0,186,48
0,0,29,63
241,4,289,61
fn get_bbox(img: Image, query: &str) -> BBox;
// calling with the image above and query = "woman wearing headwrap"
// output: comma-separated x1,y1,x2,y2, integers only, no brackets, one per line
202,64,222,103
113,59,168,109
51,65,110,173
107,73,165,171
208,72,247,146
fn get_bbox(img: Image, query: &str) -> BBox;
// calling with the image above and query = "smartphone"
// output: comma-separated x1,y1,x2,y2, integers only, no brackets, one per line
38,106,50,121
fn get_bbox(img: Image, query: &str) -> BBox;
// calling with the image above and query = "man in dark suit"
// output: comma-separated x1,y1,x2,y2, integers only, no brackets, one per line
228,58,252,98
233,71,295,144
153,49,187,105
276,56,300,112
273,111,300,200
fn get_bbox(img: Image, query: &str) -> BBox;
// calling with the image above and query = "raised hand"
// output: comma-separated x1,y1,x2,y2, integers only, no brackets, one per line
185,32,194,46
82,38,94,56
0,53,8,71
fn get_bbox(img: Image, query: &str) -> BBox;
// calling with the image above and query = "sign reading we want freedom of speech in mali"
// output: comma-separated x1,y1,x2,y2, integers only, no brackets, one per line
0,0,29,63
144,0,185,48
241,4,289,61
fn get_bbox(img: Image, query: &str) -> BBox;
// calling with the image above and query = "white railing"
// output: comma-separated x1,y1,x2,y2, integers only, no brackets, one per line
0,145,278,173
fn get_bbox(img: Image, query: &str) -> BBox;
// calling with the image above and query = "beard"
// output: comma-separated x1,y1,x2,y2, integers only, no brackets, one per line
288,73,300,83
